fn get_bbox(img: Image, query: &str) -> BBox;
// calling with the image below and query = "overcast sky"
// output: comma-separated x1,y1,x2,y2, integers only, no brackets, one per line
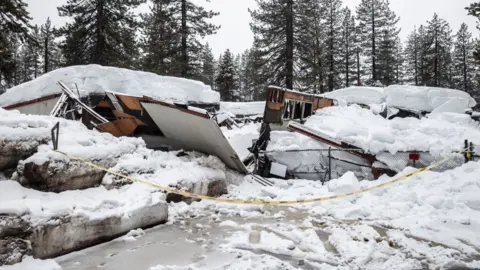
25,0,479,57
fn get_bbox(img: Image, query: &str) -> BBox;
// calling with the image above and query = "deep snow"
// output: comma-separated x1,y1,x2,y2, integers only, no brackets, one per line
0,65,220,107
321,85,477,113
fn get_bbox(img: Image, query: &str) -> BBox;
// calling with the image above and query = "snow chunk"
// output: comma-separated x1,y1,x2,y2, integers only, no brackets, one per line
327,172,360,194
0,65,220,107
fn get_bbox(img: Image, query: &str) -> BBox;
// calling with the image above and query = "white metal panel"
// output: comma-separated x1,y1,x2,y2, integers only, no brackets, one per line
141,102,249,174
9,96,60,116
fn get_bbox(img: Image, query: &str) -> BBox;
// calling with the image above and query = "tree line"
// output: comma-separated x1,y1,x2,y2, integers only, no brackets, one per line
1,0,480,102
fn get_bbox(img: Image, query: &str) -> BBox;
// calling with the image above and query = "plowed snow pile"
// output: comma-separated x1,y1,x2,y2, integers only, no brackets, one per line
0,64,220,107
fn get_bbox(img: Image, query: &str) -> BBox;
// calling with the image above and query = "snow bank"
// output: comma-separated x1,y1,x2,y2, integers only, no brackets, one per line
0,180,165,225
0,65,220,107
385,85,477,113
219,102,265,116
321,86,385,106
303,104,480,154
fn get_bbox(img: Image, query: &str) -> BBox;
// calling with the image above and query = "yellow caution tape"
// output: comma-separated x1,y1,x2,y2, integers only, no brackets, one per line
55,150,459,205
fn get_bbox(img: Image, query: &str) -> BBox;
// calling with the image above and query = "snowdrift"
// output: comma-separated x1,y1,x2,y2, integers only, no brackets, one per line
0,65,220,108
321,85,477,113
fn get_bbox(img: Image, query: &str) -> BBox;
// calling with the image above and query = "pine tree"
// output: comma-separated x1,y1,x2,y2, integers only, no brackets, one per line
356,0,400,86
140,0,178,75
167,0,220,78
404,27,420,85
319,0,344,91
248,38,267,100
250,0,297,90
466,2,480,63
0,0,33,86
424,13,453,87
296,0,328,92
452,23,475,93
215,49,239,101
340,7,358,87
201,42,216,88
393,37,404,84
57,0,145,67
39,18,61,73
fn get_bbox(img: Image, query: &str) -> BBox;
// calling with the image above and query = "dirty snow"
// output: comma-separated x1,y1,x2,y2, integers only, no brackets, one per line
0,65,220,107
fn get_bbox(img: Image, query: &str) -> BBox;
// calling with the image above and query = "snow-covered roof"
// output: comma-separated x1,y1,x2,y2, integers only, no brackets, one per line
385,85,477,112
0,65,220,107
220,101,266,116
321,85,477,113
302,105,480,154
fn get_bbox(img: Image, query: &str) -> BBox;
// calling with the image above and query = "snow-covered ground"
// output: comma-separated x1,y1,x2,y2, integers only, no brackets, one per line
4,98,480,270
0,65,220,107
38,160,480,270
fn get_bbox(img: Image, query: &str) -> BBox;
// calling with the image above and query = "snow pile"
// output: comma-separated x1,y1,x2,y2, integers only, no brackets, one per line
219,101,265,116
0,107,144,163
327,171,360,194
302,104,480,154
385,85,477,113
0,180,165,225
321,86,385,106
102,148,227,189
0,64,220,107
221,123,260,160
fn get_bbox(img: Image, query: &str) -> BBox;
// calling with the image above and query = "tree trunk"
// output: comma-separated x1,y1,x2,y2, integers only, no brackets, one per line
285,0,294,90
371,4,376,82
94,0,105,65
356,50,361,86
434,28,438,87
463,44,468,91
414,34,418,86
328,5,334,91
44,31,49,74
181,0,188,77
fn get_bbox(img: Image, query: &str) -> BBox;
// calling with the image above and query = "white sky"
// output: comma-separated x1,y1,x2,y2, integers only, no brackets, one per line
25,0,479,56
